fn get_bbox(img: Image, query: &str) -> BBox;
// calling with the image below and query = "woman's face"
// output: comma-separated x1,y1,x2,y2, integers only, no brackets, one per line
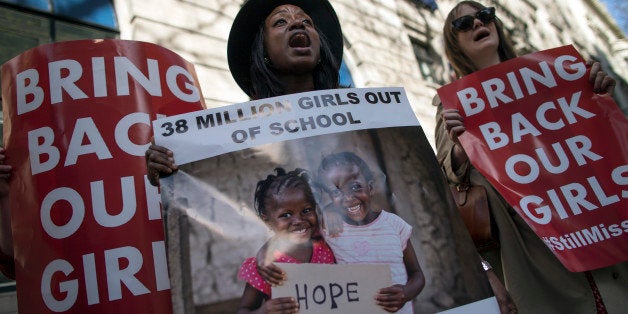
455,4,499,63
263,4,321,75
262,187,318,244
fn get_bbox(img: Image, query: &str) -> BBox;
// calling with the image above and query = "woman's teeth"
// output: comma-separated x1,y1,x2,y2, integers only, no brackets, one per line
292,227,309,234
346,205,361,214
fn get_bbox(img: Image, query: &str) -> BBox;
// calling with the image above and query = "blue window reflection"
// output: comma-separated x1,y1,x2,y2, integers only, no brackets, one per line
53,0,117,28
0,0,117,29
339,60,355,88
0,0,50,11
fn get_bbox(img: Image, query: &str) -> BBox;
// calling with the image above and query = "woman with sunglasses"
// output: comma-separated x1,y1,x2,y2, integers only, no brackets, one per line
435,2,626,314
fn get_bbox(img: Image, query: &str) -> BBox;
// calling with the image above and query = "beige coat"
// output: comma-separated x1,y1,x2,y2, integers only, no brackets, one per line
434,96,628,314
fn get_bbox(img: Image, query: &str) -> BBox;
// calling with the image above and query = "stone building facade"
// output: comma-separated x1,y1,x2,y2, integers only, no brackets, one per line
0,0,625,313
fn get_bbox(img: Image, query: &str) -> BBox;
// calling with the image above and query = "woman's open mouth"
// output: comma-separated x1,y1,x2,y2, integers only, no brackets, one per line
474,29,490,41
289,32,311,48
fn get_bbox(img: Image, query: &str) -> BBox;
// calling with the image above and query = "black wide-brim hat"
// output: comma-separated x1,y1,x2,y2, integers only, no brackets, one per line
227,0,343,97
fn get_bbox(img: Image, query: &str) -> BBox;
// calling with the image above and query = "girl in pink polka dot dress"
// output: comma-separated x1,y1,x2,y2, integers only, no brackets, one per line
237,168,335,313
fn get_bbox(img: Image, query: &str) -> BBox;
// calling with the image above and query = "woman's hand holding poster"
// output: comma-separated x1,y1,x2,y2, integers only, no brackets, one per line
438,45,628,272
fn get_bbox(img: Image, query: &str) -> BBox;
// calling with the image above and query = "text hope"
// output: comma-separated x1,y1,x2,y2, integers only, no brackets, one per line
293,281,360,310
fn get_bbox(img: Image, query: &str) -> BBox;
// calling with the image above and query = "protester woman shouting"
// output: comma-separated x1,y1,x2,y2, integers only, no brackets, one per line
145,0,343,187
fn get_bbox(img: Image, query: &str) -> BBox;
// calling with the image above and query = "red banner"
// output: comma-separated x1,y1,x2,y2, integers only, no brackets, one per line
1,39,204,313
438,45,628,272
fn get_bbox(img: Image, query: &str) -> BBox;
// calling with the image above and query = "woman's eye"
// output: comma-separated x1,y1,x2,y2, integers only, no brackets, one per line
303,207,313,214
273,18,287,26
303,19,313,25
351,183,363,192
279,212,291,218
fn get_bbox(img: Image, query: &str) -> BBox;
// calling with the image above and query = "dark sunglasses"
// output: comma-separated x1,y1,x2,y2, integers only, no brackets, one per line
452,7,496,32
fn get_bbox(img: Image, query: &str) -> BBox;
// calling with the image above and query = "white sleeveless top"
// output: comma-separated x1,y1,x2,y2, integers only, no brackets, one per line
326,210,414,313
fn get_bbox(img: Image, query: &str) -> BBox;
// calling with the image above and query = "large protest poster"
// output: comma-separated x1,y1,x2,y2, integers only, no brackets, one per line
438,45,628,272
154,87,498,313
1,39,204,313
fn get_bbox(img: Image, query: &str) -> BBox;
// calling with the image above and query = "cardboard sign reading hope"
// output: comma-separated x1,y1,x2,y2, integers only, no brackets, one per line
272,263,392,313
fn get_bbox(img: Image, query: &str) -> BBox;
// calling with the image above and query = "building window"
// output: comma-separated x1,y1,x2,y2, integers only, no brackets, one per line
0,0,118,67
0,0,117,29
0,0,119,106
409,37,444,85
